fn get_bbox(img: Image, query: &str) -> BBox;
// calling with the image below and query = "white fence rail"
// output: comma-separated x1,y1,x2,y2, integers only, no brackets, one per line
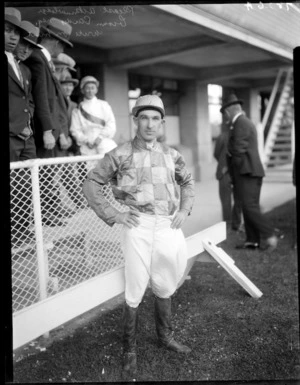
11,155,126,312
10,155,226,349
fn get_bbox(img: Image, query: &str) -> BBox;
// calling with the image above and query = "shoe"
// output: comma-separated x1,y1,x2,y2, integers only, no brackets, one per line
260,235,278,251
159,337,192,353
235,241,259,250
154,296,191,354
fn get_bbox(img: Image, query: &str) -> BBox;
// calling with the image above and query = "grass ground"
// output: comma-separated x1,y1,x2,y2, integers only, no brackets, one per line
12,199,299,383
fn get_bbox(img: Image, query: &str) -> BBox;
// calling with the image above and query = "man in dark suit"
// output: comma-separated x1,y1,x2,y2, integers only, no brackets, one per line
5,8,36,162
25,18,75,226
15,20,43,142
221,94,278,250
5,8,37,245
214,123,242,232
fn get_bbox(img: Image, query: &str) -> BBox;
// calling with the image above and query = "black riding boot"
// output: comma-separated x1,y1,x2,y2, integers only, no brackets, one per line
154,296,191,354
122,303,138,377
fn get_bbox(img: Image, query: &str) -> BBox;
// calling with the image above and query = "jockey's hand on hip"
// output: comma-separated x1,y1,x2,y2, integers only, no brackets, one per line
115,209,140,228
171,210,189,229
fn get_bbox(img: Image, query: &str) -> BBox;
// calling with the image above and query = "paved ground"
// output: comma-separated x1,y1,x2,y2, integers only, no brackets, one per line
182,163,295,237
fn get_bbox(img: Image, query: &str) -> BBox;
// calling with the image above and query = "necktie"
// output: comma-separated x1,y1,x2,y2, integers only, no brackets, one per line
14,57,24,88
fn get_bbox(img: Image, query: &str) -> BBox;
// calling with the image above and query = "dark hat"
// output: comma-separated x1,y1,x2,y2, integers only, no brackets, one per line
5,8,29,37
60,76,79,86
20,21,41,48
220,94,243,113
40,18,73,48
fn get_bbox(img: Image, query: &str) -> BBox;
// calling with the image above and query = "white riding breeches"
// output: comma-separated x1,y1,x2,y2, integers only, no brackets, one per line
121,212,188,308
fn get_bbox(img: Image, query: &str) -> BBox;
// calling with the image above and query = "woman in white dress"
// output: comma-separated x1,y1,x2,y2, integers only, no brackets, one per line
70,76,117,168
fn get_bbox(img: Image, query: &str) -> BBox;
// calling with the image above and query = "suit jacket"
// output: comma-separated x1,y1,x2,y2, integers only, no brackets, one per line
24,48,69,147
7,55,32,137
227,114,265,178
67,98,77,126
214,130,229,180
19,62,35,118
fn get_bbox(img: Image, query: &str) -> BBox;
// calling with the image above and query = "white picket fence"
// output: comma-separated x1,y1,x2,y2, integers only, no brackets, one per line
10,155,226,349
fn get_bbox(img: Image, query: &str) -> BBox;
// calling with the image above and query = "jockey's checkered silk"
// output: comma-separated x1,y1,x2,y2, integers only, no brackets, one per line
83,135,195,225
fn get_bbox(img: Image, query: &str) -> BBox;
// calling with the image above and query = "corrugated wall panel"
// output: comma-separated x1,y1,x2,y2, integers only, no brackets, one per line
191,3,300,51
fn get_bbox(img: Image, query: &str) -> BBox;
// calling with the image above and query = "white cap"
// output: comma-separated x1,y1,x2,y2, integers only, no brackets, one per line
80,76,99,90
132,94,165,117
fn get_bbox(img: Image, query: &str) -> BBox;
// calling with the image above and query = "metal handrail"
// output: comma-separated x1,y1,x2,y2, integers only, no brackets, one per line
261,68,284,132
10,154,105,170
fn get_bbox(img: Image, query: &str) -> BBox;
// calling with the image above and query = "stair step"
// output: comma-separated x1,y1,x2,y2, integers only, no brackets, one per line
273,147,291,151
273,143,291,147
267,160,292,167
269,154,292,159
270,151,291,156
271,152,291,156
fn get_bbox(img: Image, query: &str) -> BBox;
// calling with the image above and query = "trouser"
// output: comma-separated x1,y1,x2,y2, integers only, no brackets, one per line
234,175,273,243
10,135,36,162
121,212,188,308
219,172,242,229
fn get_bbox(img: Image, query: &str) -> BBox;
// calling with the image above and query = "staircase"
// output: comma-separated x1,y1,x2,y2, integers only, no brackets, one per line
262,68,294,169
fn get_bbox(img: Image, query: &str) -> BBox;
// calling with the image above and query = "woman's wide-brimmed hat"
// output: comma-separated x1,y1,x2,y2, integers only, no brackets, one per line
40,18,73,48
220,94,243,113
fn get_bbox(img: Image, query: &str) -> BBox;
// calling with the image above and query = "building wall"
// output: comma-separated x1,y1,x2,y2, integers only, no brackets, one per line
179,80,215,181
102,66,131,144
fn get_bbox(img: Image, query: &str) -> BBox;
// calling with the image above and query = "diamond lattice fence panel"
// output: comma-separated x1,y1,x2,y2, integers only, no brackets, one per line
11,159,126,312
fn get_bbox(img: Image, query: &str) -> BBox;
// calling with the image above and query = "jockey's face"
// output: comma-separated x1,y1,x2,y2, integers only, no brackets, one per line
134,109,164,143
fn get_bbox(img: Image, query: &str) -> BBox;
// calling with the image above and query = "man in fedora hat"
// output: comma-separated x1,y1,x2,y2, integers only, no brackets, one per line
24,17,75,226
214,121,243,233
5,8,36,161
4,8,36,161
83,94,195,379
15,21,42,132
53,52,77,82
5,8,38,244
14,20,41,62
220,93,278,250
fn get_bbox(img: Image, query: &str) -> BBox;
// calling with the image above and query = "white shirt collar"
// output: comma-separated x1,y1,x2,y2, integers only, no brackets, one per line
5,51,14,60
40,46,52,62
232,112,243,125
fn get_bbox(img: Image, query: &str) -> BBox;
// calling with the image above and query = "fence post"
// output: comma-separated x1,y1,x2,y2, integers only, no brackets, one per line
31,163,50,338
